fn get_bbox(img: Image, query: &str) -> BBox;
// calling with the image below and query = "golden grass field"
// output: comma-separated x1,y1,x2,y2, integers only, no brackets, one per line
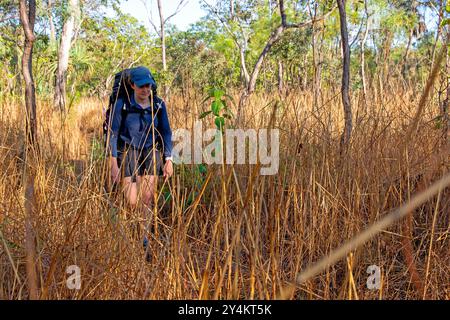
0,86,449,299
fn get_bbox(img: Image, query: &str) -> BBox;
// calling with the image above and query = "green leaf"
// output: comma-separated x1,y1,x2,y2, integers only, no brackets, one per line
446,3,450,13
199,110,212,119
215,116,225,130
207,87,216,98
214,89,224,100
207,88,225,100
198,163,207,174
441,18,450,27
211,100,223,116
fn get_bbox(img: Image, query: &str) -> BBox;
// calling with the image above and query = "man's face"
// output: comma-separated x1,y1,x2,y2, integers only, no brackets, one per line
132,83,151,100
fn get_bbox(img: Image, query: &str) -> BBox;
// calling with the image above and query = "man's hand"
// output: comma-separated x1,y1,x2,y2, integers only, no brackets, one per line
163,159,173,178
110,157,120,184
111,164,120,184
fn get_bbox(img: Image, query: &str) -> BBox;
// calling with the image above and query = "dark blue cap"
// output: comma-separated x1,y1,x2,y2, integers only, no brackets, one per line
130,66,156,87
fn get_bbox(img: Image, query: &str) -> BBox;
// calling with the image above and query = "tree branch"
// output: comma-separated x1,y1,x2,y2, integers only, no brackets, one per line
142,0,161,36
164,0,188,24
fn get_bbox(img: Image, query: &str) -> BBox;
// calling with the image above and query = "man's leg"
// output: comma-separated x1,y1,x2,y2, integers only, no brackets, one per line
122,176,138,209
120,146,141,238
138,175,158,207
136,175,158,233
136,175,158,261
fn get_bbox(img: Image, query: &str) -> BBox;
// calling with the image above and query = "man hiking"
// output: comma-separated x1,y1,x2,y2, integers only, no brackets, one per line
106,66,173,260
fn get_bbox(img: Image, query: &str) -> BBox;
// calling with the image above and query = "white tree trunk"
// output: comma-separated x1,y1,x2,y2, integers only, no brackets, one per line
230,0,234,20
48,0,56,44
157,0,166,72
239,45,249,87
360,1,370,104
54,0,79,112
157,0,169,97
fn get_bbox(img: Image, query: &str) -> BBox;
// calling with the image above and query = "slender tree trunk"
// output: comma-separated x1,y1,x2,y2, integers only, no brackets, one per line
54,0,79,112
19,0,39,300
430,0,444,70
403,29,413,63
360,0,370,104
309,2,319,110
246,25,284,95
317,26,325,107
157,0,166,72
237,24,284,123
445,47,449,146
382,30,393,93
230,0,235,20
278,60,284,92
360,27,369,103
441,27,450,148
337,0,352,146
302,54,308,90
48,0,56,44
15,45,23,95
157,0,169,97
401,28,414,87
236,0,336,124
239,45,250,87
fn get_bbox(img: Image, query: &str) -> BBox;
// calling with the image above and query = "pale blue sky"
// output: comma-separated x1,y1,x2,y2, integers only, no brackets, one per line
119,0,210,32
117,1,438,35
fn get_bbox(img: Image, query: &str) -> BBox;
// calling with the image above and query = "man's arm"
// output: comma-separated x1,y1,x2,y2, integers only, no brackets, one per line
109,98,124,159
157,100,173,161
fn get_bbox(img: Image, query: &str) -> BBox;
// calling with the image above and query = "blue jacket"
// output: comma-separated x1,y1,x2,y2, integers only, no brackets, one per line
109,95,173,159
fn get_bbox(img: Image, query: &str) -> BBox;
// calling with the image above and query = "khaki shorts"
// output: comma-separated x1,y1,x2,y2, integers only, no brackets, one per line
117,143,163,182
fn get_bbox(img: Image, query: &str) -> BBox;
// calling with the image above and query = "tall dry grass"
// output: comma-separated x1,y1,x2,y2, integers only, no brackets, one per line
0,85,448,300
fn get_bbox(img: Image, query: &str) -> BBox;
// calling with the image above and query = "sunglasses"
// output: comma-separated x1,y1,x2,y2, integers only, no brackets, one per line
137,84,151,89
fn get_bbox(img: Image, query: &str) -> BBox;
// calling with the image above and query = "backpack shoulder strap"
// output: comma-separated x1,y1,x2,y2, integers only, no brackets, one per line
118,101,130,134
153,96,163,118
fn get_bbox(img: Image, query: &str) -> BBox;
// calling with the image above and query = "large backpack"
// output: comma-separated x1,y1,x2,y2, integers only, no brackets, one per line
103,67,163,153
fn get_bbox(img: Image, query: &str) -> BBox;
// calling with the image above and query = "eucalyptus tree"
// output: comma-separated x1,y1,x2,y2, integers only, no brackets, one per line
18,0,39,300
142,0,187,97
337,0,352,146
203,0,338,122
54,0,81,112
